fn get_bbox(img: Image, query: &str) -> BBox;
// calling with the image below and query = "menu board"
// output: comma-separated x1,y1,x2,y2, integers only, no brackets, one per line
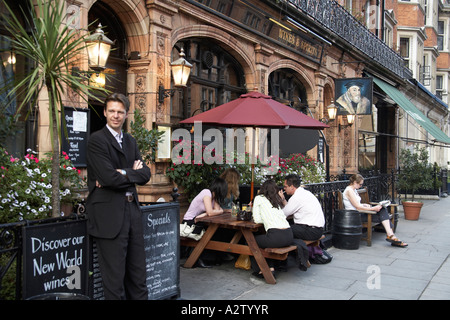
89,203,180,300
61,106,90,167
141,202,180,300
22,219,89,299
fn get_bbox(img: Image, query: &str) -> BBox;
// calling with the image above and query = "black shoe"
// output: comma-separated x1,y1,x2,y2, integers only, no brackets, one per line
274,265,288,272
251,271,276,279
194,258,212,268
298,264,308,271
251,271,264,279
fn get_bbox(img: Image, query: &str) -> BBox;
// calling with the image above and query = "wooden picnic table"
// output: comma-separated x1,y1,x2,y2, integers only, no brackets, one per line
181,212,281,284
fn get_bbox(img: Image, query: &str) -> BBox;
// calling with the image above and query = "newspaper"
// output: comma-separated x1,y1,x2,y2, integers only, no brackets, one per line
378,200,391,208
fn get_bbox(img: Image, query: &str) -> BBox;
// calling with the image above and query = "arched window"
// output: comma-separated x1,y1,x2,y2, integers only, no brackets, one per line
171,39,246,121
269,69,307,111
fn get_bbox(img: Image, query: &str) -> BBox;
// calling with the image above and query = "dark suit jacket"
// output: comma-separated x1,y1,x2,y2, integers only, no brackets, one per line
86,126,151,239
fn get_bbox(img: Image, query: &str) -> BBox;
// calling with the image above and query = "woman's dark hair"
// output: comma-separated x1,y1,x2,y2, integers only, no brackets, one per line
209,177,228,205
259,179,283,209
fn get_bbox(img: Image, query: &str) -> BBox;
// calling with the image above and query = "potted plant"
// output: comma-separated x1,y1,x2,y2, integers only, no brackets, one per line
397,146,434,220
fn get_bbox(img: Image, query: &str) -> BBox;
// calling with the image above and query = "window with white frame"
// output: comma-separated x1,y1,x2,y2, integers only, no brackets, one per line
384,23,393,48
438,20,446,51
400,37,411,69
436,74,444,100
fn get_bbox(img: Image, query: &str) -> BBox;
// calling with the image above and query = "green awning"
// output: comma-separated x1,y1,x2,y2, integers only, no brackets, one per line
372,76,450,144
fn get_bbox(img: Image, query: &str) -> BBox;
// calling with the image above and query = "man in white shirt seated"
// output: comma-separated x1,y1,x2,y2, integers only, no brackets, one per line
279,174,325,270
280,174,325,240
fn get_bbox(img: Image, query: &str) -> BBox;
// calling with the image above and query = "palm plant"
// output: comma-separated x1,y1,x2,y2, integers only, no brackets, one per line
1,0,109,217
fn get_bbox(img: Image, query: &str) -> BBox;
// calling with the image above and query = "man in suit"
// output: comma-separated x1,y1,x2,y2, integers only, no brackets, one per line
86,93,151,300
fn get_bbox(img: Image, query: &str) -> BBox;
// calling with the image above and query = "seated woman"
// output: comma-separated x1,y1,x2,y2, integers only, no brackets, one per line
182,178,228,239
219,168,240,213
251,179,294,278
343,174,407,247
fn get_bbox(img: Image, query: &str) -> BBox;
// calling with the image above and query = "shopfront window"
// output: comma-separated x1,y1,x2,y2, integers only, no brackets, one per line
359,132,377,170
1,0,30,156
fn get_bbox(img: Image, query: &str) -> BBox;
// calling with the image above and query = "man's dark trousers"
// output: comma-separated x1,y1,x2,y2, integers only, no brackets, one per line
94,200,148,300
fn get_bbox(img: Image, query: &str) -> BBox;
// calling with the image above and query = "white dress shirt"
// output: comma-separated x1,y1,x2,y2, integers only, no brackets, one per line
282,187,325,228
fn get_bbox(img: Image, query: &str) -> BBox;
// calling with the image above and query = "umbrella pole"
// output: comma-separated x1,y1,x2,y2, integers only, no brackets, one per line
250,163,254,202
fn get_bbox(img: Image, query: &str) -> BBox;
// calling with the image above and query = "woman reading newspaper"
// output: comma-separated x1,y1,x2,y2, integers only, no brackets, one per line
343,174,408,247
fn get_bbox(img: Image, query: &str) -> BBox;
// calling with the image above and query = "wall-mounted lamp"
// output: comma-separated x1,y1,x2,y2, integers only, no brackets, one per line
85,24,114,73
71,24,113,88
89,72,106,88
339,114,355,131
320,101,338,123
327,101,338,120
158,47,193,103
7,52,16,65
324,101,355,130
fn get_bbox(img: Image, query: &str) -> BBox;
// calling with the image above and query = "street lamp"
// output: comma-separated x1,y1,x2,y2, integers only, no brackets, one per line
158,47,193,103
72,24,113,88
85,24,114,73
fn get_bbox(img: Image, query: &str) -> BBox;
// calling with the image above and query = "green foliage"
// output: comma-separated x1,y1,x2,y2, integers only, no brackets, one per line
0,147,86,224
270,153,326,185
129,108,164,164
397,146,434,201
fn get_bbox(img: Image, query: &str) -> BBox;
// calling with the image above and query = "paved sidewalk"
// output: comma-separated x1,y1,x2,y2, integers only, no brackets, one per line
179,197,450,300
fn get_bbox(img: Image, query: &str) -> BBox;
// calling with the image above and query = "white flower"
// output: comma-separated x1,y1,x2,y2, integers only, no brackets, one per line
41,173,47,178
25,189,31,194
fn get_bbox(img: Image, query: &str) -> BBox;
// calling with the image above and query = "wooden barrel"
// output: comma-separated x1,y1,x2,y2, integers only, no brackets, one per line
332,210,362,250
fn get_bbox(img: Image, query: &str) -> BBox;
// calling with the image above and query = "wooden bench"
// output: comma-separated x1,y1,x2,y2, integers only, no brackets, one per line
337,188,397,246
181,235,325,261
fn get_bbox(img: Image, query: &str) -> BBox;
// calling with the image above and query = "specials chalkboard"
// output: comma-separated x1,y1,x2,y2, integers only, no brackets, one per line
89,202,180,300
22,219,89,299
141,202,180,300
61,106,90,167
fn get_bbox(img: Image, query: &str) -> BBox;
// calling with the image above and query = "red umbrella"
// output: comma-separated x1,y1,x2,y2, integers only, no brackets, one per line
180,91,329,200
180,91,329,129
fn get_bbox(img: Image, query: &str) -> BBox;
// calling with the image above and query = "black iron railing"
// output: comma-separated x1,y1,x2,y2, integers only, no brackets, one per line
276,0,413,79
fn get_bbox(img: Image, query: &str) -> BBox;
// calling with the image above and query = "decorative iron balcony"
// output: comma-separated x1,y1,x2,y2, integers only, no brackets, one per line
277,0,413,79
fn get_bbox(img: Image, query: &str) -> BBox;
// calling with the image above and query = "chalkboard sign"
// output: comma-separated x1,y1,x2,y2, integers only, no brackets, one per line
141,202,180,300
61,106,90,167
22,219,89,299
89,202,180,300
